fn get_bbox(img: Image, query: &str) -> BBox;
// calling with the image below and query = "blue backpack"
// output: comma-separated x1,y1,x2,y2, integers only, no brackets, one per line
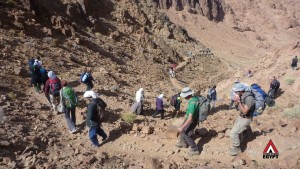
28,58,35,74
250,84,274,116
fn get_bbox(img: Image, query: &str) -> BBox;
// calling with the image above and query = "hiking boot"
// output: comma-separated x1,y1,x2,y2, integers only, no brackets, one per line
175,142,188,148
229,146,241,156
188,149,200,156
69,128,78,134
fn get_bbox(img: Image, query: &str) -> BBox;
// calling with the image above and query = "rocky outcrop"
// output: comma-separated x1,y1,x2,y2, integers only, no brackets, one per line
149,0,225,22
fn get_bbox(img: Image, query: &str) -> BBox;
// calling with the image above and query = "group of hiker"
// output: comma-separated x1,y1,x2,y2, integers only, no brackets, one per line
29,57,107,147
28,54,297,155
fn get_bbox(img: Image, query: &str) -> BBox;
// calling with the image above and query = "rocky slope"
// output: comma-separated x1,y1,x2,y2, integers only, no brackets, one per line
0,0,300,168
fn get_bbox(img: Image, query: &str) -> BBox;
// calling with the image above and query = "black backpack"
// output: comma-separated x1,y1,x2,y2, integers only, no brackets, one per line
170,94,178,106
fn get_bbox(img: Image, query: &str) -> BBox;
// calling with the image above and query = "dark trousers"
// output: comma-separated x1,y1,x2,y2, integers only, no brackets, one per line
178,120,198,151
86,82,94,91
152,109,165,119
89,126,107,147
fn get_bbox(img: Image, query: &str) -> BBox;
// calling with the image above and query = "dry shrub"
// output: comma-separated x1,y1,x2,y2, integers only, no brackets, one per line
282,105,300,119
7,92,16,100
285,77,295,85
121,113,137,123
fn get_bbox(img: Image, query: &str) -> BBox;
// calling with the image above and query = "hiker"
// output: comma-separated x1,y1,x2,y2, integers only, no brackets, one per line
40,67,49,92
169,67,175,78
246,69,253,78
170,92,181,118
44,71,62,112
60,80,78,134
152,94,165,119
84,91,108,147
34,57,42,68
229,79,240,109
207,86,217,109
229,83,255,156
81,68,95,91
291,56,298,70
131,88,144,115
229,80,251,110
31,64,42,93
268,76,280,99
176,87,200,156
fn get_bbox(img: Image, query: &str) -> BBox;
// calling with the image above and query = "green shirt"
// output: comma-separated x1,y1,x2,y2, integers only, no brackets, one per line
185,96,199,120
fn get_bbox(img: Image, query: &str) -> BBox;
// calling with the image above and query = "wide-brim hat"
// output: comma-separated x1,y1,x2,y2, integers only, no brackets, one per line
232,83,246,92
83,91,98,99
180,87,194,98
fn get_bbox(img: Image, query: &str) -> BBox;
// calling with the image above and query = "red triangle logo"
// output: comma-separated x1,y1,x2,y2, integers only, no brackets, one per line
263,139,279,154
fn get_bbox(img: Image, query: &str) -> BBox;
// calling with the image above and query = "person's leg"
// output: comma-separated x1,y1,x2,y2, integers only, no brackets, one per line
71,107,76,125
96,127,107,141
183,122,199,153
64,107,76,131
229,116,251,155
89,127,100,147
229,100,234,110
49,95,55,109
160,110,165,119
152,110,159,118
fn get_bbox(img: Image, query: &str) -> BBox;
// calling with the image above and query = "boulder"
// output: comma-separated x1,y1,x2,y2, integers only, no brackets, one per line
165,125,178,139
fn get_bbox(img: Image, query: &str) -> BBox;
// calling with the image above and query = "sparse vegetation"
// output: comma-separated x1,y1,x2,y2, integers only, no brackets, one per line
7,92,16,100
285,77,295,85
51,39,60,47
6,0,16,7
121,113,137,123
282,105,300,119
17,31,25,37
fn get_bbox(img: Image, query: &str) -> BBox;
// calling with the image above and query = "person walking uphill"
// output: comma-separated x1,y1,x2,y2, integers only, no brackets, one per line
291,56,298,70
229,83,255,156
31,64,42,93
131,88,144,115
152,94,165,119
44,71,62,112
81,68,95,91
84,91,108,147
60,80,78,134
176,87,200,156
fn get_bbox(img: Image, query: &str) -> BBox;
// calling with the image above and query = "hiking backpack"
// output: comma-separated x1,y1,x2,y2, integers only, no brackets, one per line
62,86,78,108
80,72,88,83
170,94,178,106
92,98,107,122
28,58,35,74
250,84,275,116
49,78,62,97
197,96,211,122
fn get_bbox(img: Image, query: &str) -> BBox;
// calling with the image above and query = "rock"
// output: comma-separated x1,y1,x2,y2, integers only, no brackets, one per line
0,141,10,146
120,121,132,128
82,156,97,165
110,85,119,92
144,158,162,169
132,123,141,132
287,103,294,108
75,38,80,44
165,125,178,139
196,128,209,137
231,155,246,167
14,67,27,76
141,126,153,134
217,132,225,139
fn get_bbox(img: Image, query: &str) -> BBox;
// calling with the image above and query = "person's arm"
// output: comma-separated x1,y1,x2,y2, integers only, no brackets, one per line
178,114,193,132
234,95,252,115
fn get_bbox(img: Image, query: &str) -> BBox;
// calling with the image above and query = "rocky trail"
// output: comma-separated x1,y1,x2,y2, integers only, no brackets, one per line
1,0,300,168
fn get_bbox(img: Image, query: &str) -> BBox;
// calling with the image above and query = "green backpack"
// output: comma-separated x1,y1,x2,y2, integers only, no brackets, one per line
63,86,77,108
